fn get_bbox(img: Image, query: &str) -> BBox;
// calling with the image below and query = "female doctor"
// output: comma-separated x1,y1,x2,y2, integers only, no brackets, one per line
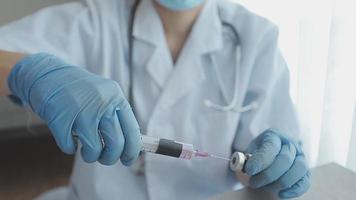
0,0,310,199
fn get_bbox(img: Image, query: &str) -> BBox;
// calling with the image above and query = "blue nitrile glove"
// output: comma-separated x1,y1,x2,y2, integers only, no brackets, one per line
244,129,311,199
7,53,141,166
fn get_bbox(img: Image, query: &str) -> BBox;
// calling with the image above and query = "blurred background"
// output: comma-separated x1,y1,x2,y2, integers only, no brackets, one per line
0,0,355,199
233,0,356,170
0,0,74,199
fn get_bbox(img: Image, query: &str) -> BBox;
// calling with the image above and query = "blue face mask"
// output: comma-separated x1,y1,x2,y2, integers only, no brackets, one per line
156,0,205,11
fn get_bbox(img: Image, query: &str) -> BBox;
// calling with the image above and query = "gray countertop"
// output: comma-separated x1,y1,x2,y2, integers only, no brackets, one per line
0,97,43,130
212,163,356,200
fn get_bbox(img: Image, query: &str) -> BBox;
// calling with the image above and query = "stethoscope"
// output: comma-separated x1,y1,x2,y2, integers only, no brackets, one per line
128,0,258,113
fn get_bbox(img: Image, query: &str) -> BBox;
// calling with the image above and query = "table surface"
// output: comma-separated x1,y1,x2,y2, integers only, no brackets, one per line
212,163,356,200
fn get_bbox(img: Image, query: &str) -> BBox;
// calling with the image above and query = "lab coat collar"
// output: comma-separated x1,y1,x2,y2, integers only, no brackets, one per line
191,0,223,54
132,0,223,53
154,0,224,109
132,0,165,46
132,0,224,102
133,0,174,88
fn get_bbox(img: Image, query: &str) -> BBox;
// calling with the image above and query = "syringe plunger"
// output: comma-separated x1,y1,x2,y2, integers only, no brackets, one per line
141,135,195,160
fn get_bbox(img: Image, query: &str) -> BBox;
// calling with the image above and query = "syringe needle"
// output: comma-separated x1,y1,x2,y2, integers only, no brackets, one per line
194,150,230,161
209,154,230,161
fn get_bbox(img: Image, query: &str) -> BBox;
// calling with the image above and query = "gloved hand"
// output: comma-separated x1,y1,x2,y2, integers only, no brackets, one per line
7,53,141,166
244,129,310,199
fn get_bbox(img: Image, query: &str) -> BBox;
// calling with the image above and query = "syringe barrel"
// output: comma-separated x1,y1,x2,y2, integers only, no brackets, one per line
141,135,194,159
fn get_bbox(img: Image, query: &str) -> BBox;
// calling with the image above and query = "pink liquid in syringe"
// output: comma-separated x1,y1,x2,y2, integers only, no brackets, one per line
195,150,210,157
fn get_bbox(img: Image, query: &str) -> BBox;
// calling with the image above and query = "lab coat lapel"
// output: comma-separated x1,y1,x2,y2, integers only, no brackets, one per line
158,0,223,108
133,0,173,89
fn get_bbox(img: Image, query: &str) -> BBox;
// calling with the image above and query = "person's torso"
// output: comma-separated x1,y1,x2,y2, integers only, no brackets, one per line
69,0,276,199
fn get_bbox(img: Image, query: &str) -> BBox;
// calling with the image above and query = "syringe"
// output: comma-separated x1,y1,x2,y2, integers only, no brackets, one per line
141,135,250,172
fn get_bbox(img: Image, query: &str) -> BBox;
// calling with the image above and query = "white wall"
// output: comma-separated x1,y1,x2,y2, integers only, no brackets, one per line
0,0,73,131
0,0,73,25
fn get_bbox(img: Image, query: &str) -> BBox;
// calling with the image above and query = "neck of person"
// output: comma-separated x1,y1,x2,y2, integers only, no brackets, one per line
153,1,205,63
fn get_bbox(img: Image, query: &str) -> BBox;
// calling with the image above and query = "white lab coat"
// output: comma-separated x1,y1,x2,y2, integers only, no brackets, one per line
0,0,300,199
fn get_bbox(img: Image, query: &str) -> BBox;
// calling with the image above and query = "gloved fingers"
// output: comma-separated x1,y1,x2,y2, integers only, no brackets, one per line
116,100,141,166
98,109,125,165
249,142,297,189
245,131,282,176
73,112,103,163
264,155,309,192
48,117,77,155
77,130,103,163
279,171,311,199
